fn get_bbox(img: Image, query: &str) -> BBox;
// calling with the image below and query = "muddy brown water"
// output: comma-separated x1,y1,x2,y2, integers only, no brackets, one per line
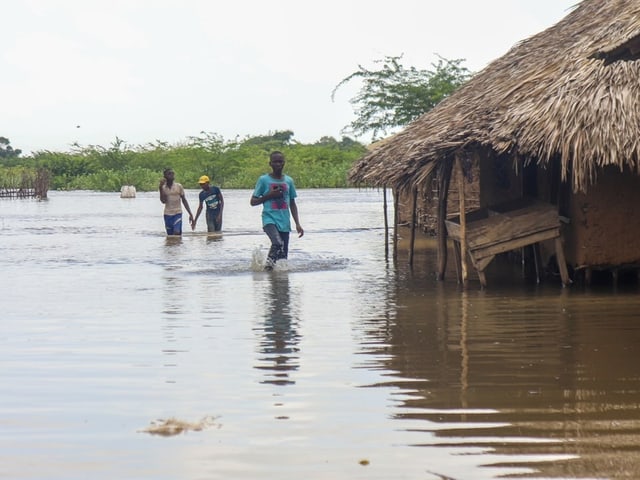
1,189,639,479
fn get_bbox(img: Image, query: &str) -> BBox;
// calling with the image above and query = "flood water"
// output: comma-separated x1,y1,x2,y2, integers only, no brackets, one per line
2,188,640,480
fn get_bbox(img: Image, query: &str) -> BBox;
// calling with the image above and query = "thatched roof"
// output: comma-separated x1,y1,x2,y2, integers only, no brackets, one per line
350,0,640,193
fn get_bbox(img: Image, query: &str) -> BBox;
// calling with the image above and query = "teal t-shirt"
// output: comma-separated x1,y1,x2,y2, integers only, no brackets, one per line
252,174,297,232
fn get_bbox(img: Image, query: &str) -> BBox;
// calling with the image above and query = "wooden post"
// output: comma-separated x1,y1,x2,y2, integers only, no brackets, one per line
393,188,399,260
409,187,418,267
437,161,453,280
456,155,468,286
383,186,389,259
554,237,571,286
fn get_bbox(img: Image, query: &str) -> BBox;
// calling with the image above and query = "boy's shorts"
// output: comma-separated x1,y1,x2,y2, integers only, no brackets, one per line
164,213,183,235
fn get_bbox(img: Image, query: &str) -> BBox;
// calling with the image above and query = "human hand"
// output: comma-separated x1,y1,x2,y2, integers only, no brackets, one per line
270,184,284,198
297,225,304,238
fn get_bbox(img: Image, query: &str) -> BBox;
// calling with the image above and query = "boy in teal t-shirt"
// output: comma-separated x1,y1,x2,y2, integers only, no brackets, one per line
250,151,304,270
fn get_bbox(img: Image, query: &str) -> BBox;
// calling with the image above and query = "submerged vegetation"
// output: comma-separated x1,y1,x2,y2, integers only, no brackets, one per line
1,131,367,191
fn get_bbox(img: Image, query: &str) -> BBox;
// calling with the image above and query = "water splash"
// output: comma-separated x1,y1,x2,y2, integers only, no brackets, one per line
250,246,289,272
251,247,267,271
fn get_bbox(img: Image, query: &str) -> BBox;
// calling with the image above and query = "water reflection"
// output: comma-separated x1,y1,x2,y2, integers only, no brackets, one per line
359,279,640,478
164,235,183,246
161,241,190,383
253,272,301,386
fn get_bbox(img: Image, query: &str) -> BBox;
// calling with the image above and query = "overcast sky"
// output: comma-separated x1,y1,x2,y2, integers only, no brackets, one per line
2,0,579,154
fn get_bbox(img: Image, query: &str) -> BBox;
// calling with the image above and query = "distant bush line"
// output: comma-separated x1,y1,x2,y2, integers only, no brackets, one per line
0,131,368,191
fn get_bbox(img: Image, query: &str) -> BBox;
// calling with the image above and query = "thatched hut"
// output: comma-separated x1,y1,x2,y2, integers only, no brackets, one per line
350,0,640,287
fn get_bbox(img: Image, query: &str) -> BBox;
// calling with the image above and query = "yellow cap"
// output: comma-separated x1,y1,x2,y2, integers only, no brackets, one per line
198,175,210,184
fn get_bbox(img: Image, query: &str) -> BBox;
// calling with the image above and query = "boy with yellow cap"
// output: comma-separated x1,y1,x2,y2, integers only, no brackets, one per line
191,175,224,232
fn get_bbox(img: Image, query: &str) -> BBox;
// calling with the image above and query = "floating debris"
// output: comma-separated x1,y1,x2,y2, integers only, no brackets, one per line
139,416,219,436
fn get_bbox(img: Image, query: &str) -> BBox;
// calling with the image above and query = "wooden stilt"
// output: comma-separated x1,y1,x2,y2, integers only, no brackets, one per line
383,186,389,259
437,162,453,281
409,187,418,267
554,237,571,286
393,188,399,260
453,241,462,283
477,270,488,289
456,156,468,287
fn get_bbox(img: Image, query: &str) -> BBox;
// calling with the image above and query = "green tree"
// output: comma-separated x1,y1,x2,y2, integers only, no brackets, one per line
0,137,22,161
240,130,295,148
332,54,473,139
70,137,133,171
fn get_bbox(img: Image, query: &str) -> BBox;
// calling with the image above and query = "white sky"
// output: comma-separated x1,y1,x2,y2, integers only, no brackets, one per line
2,0,578,154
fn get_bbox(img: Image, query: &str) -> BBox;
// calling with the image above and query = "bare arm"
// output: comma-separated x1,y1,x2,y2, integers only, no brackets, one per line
159,179,167,203
217,192,224,221
290,198,304,237
250,188,280,206
193,198,204,223
181,194,194,221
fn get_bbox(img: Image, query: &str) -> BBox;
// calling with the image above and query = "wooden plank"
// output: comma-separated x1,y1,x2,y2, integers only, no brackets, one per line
474,254,495,272
465,207,559,250
445,219,461,239
446,199,569,287
446,203,558,244
472,227,560,262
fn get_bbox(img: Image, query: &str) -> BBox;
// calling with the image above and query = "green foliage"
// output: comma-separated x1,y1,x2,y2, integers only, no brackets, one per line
332,54,473,139
240,130,294,148
29,150,96,189
0,166,35,187
279,143,365,188
64,167,161,191
11,131,366,191
69,137,134,171
0,137,23,163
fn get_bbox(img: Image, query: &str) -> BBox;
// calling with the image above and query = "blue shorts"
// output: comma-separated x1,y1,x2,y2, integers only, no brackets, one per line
164,213,183,235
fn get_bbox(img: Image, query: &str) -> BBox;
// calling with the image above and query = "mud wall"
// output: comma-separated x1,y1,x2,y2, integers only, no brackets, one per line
565,166,640,268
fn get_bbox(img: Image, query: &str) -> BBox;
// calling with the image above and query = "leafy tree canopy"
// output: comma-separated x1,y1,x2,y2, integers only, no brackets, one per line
240,130,295,148
0,137,22,160
332,54,473,140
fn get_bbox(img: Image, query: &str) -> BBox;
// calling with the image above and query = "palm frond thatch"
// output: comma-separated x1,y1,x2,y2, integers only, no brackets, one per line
349,0,640,193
